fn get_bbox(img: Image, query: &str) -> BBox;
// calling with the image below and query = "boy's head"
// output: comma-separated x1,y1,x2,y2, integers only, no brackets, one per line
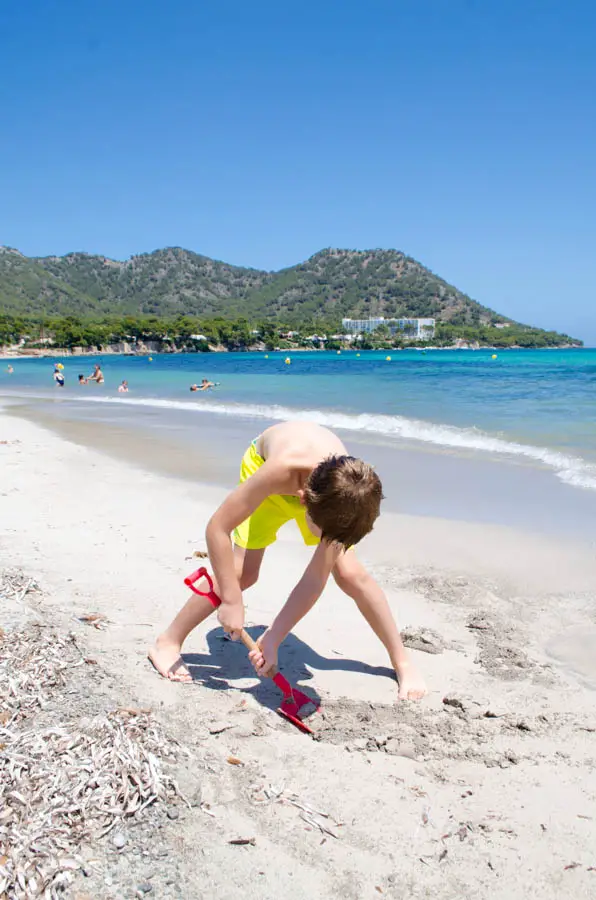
303,455,383,548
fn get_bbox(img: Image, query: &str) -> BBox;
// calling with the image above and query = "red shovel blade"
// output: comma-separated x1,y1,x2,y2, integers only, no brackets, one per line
277,705,315,735
273,672,318,735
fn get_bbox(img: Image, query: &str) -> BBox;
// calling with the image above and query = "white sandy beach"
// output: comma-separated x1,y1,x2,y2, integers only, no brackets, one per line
1,408,596,899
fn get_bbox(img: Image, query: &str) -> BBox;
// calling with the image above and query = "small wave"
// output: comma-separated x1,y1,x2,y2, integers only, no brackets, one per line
80,395,596,493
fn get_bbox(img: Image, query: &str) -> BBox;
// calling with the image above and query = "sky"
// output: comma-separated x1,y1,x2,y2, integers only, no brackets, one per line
0,0,594,343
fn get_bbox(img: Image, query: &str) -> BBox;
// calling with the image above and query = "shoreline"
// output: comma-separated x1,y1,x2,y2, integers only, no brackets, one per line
5,392,596,540
1,410,596,898
2,408,595,640
0,344,586,359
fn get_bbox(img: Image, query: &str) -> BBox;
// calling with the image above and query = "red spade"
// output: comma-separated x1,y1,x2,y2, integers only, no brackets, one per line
184,567,318,735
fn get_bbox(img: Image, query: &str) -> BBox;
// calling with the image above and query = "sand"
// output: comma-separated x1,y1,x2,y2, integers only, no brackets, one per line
1,409,595,899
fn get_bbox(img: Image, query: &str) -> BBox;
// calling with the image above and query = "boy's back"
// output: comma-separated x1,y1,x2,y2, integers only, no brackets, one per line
256,421,348,492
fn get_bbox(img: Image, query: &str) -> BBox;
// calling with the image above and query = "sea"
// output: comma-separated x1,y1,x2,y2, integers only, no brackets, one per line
2,348,596,538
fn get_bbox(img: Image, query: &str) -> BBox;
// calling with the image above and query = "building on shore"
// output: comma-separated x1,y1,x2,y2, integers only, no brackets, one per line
341,317,436,340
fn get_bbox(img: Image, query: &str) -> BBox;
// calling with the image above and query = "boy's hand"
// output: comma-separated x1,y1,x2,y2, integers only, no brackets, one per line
248,628,279,677
217,601,244,639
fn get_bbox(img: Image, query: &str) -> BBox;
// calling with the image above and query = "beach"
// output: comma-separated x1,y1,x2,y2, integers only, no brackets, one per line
1,405,596,900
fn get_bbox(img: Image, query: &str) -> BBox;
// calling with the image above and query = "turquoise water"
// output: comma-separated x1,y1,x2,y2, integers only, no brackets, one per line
2,348,596,492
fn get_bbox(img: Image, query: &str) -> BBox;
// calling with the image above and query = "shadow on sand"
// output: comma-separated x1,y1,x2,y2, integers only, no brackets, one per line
182,625,396,718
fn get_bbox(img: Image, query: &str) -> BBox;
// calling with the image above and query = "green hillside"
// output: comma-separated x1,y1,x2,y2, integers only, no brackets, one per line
242,249,495,326
1,245,503,326
0,245,582,350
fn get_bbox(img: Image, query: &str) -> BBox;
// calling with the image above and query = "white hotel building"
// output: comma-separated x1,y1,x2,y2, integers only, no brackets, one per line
341,317,436,340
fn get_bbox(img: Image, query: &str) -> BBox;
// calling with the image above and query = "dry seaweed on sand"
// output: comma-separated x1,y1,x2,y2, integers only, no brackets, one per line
0,614,188,898
77,612,110,630
0,568,41,607
287,795,341,838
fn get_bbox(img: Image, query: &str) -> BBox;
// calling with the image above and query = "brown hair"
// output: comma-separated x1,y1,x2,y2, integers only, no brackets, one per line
303,455,384,548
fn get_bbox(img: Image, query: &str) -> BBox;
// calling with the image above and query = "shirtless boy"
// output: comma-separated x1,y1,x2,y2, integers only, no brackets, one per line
149,422,426,701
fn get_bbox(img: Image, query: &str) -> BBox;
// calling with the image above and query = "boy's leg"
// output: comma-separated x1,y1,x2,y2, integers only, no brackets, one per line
148,546,265,682
332,551,427,701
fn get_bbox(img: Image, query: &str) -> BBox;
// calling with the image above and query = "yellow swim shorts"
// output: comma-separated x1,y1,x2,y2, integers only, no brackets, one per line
233,442,320,550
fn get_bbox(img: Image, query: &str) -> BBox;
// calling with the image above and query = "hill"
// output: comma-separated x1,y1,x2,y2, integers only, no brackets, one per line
1,245,510,327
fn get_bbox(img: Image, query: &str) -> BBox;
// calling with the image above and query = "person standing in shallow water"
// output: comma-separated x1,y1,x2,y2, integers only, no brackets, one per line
53,365,65,387
88,364,104,384
149,421,427,701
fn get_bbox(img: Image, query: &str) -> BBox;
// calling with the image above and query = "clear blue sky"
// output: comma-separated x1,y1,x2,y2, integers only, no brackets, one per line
1,0,594,343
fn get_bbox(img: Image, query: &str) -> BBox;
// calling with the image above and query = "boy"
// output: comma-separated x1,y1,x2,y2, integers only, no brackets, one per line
149,422,426,701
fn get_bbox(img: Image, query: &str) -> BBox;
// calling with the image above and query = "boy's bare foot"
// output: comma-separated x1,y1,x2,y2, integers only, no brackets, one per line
148,636,192,683
396,662,427,701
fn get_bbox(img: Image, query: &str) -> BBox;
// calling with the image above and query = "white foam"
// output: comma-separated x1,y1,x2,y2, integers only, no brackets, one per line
78,394,596,493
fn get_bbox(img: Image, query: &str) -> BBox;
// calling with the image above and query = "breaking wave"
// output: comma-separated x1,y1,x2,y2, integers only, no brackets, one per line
81,395,596,493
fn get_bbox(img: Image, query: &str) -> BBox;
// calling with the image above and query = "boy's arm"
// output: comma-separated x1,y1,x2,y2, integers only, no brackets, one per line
249,540,342,675
205,460,289,629
270,541,341,642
